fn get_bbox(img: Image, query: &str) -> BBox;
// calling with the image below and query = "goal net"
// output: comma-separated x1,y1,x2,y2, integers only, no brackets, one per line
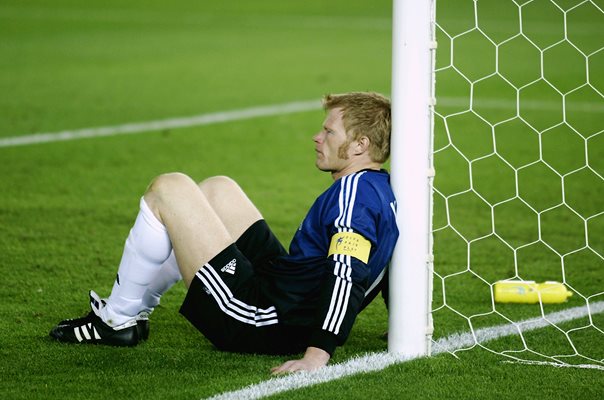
430,0,604,369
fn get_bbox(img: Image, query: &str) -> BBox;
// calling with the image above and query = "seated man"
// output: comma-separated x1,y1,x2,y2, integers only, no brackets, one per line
50,91,399,373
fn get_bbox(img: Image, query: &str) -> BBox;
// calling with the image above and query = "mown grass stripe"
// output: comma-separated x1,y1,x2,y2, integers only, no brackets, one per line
207,301,604,400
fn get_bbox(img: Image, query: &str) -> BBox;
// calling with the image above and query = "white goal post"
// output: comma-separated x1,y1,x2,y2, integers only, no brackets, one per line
388,0,436,355
389,0,604,368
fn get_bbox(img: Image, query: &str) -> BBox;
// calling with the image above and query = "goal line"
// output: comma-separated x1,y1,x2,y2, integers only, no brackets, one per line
207,300,604,400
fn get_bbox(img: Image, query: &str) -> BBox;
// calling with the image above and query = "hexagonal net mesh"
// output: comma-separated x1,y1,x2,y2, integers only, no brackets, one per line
432,0,604,368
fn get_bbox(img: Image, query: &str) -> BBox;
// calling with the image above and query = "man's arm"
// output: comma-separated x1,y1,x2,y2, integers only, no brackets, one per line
270,176,387,373
270,252,369,374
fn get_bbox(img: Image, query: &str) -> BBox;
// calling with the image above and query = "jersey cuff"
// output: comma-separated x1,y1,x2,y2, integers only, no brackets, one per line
308,329,338,356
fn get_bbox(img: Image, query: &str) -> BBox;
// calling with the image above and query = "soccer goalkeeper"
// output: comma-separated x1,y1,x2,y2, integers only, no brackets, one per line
50,91,399,374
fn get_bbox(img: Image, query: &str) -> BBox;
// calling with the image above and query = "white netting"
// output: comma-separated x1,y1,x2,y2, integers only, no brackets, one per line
432,0,604,368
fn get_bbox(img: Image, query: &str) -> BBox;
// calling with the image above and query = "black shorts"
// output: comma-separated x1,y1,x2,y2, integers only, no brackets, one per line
179,220,311,355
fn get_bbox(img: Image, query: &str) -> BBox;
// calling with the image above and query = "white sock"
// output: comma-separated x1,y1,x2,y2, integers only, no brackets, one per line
140,251,182,314
101,198,172,327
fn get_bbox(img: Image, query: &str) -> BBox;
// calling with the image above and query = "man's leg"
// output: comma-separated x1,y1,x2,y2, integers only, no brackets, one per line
198,175,263,240
101,197,173,327
143,173,241,286
50,195,174,345
50,172,262,345
140,251,182,314
137,176,260,313
199,175,287,266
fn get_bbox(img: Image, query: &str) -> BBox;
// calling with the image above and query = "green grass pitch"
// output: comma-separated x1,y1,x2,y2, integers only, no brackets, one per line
1,0,602,399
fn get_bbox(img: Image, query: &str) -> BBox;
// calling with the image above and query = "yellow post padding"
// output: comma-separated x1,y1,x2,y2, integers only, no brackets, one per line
328,232,372,263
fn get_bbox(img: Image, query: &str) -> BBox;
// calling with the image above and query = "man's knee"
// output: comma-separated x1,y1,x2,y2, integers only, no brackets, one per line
148,173,195,193
198,176,241,200
145,173,198,211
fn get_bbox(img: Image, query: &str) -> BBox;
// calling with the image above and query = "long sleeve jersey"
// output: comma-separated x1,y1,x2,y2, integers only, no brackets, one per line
261,169,399,355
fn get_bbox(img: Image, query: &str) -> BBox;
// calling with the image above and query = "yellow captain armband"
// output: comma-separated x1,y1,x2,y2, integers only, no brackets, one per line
328,232,372,264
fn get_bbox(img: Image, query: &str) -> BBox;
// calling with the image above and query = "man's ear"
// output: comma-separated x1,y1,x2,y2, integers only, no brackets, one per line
353,136,370,155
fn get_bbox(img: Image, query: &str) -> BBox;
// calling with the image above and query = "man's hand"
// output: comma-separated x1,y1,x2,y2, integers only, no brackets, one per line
271,346,330,375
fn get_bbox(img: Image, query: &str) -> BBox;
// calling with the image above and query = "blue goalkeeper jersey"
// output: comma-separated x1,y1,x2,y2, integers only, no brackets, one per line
262,169,399,354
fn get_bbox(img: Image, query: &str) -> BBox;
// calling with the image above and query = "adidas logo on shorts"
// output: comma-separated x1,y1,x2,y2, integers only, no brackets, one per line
221,259,237,275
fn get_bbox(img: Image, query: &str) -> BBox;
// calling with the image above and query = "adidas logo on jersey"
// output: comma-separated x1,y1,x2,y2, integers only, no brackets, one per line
221,259,237,275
